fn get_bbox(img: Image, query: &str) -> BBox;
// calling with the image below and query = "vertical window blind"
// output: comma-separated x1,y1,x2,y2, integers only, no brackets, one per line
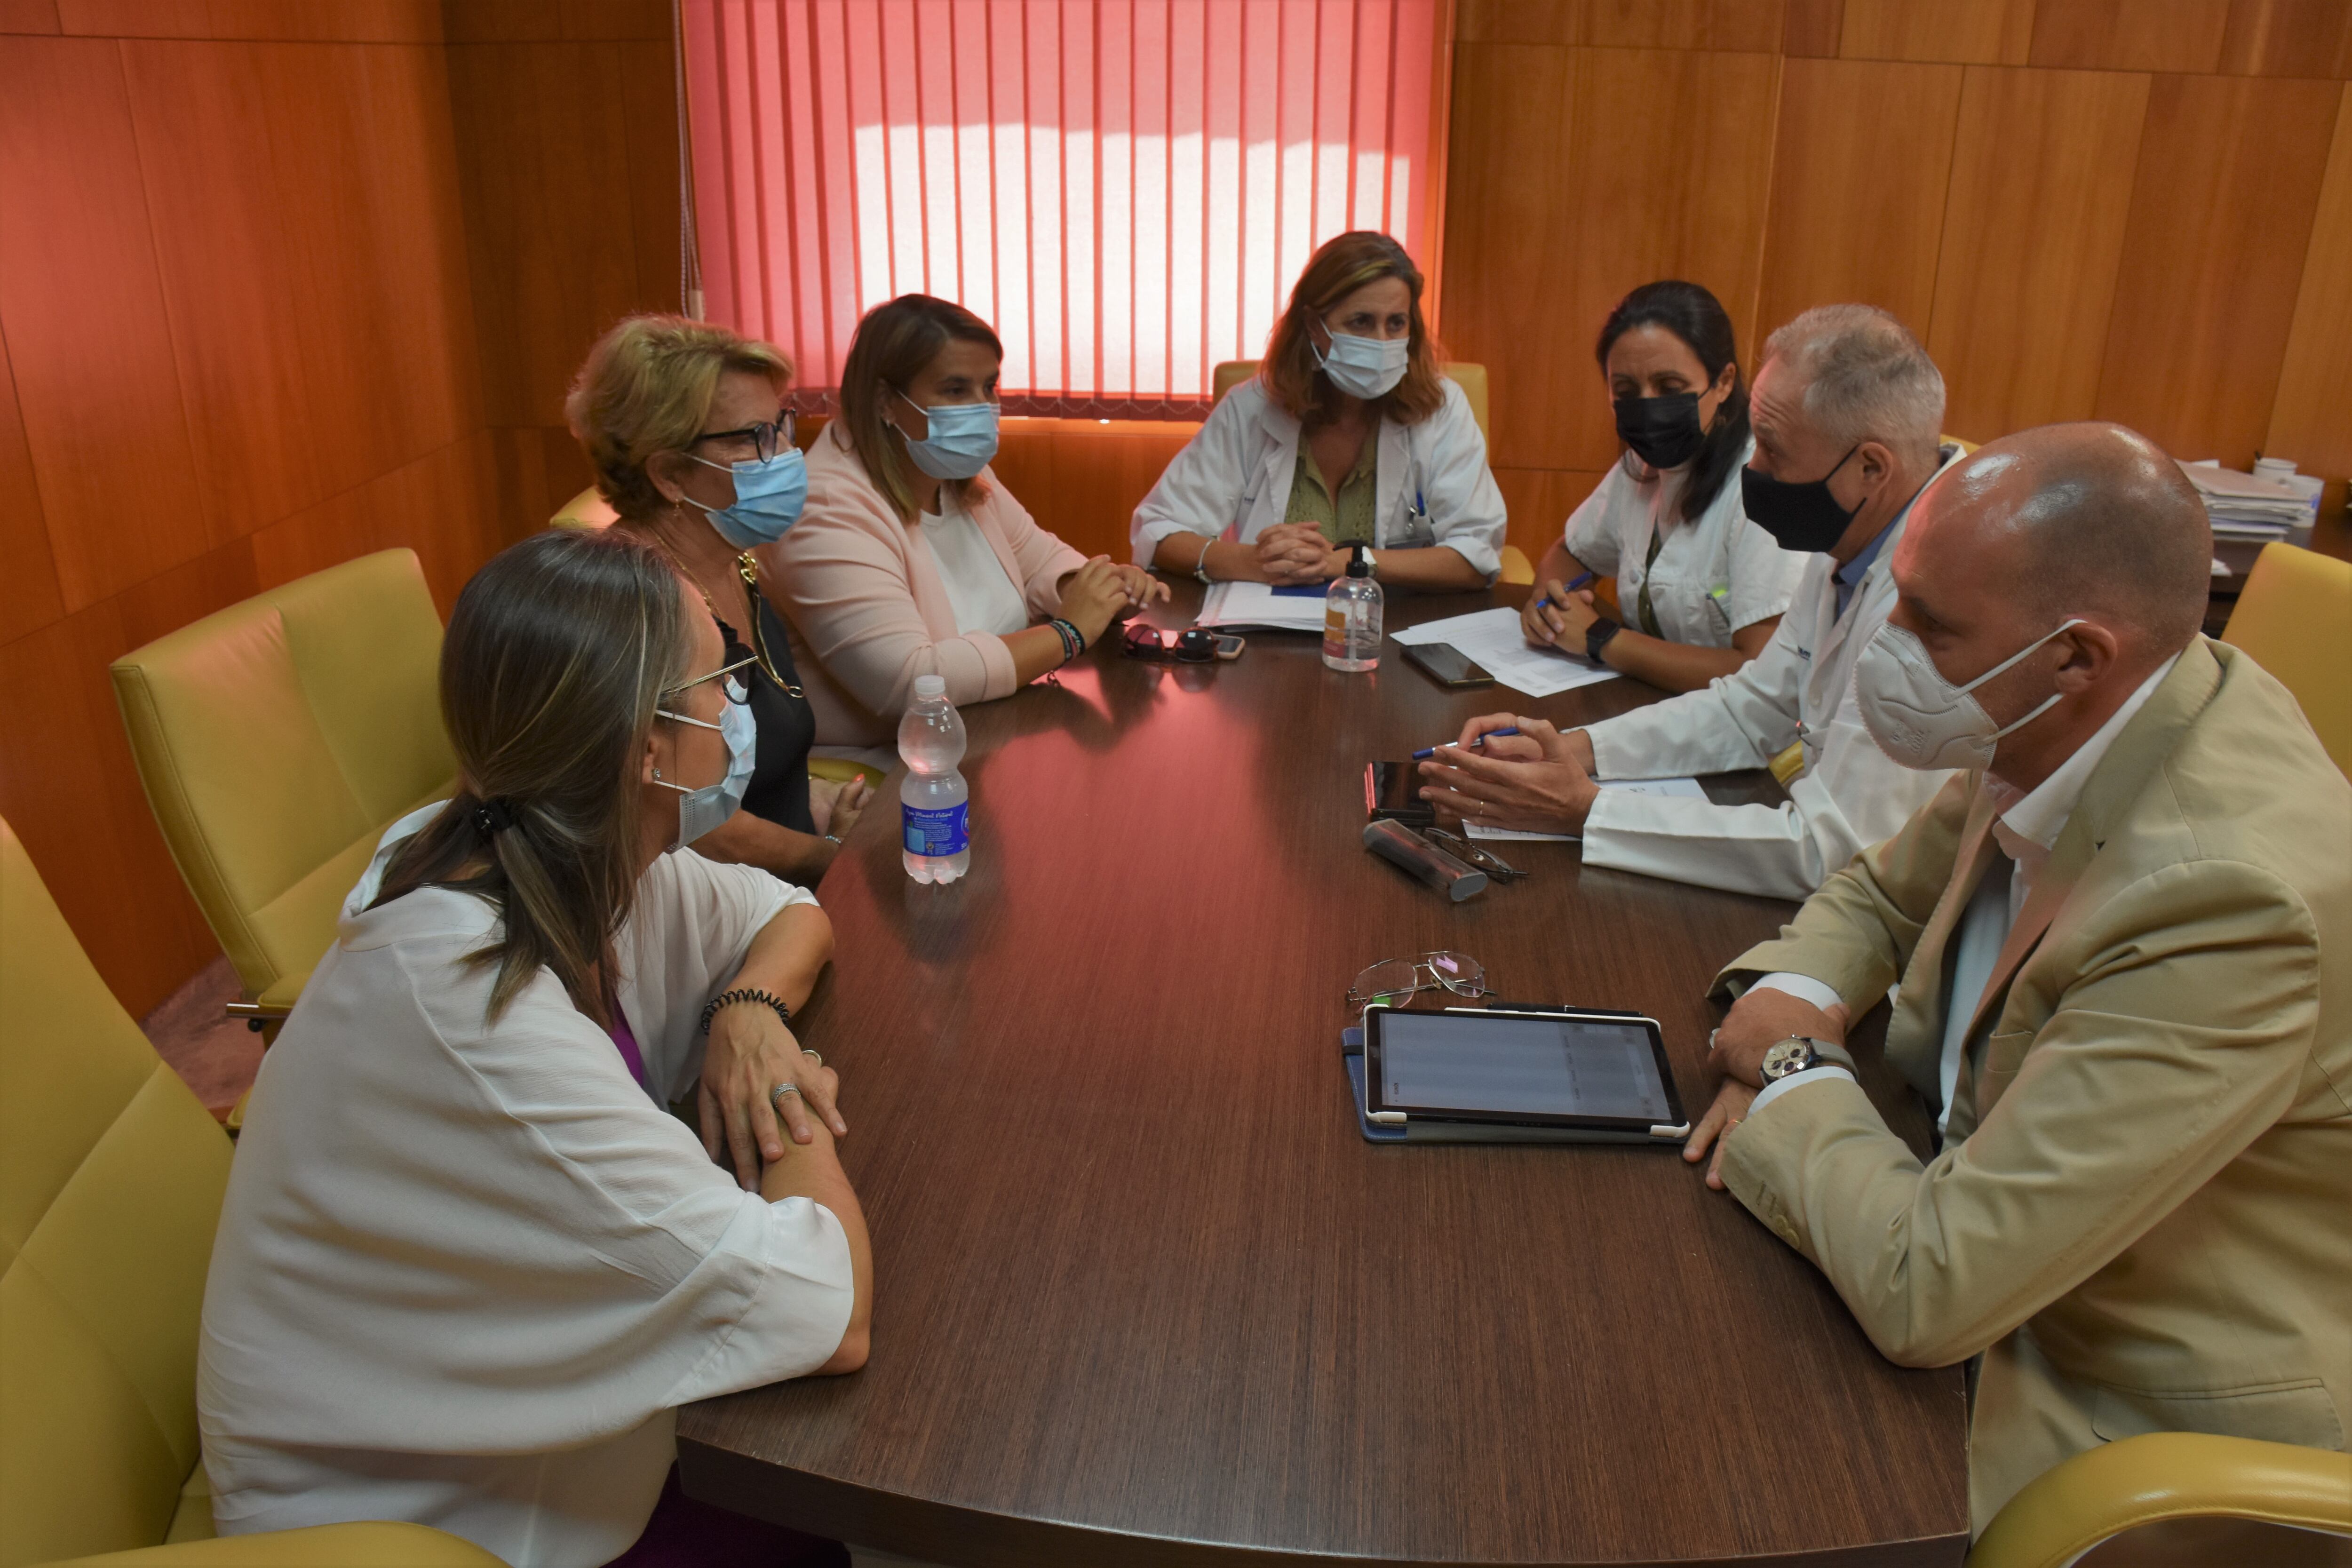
682,0,1445,418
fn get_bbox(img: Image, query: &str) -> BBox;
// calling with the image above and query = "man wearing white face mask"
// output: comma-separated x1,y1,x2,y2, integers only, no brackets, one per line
1419,305,1962,902
1132,230,1505,591
1680,424,2351,1537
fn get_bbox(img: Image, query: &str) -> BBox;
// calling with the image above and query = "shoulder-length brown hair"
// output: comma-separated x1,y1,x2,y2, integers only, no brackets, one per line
836,294,1003,523
372,528,693,1026
1260,231,1444,428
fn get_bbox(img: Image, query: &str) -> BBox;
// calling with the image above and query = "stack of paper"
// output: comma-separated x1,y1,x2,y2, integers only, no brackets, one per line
1466,777,1707,843
2178,460,2316,541
1391,608,1622,699
1193,581,1331,632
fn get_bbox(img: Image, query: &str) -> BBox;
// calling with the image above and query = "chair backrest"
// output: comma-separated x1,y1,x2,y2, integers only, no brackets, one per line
110,549,457,1006
551,486,617,529
1211,359,1492,446
0,818,233,1567
2220,541,2352,778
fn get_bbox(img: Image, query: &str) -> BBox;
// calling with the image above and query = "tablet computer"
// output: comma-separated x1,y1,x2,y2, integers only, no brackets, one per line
1361,1006,1689,1141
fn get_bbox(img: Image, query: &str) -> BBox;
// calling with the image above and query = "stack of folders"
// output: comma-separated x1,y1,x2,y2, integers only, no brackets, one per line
2177,460,2319,545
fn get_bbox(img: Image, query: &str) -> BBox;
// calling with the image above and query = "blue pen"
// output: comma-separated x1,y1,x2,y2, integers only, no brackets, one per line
1531,571,1595,613
1413,726,1519,761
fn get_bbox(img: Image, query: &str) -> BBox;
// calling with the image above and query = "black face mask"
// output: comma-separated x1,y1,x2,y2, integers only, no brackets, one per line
1741,445,1861,554
1613,391,1706,470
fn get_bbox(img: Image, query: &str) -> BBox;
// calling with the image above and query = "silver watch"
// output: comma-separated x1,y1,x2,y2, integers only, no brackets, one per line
1758,1036,1835,1082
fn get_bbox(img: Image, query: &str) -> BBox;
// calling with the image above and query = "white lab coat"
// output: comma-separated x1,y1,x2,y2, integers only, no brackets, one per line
199,847,853,1568
1563,441,1807,646
1130,376,1506,580
1580,447,1965,902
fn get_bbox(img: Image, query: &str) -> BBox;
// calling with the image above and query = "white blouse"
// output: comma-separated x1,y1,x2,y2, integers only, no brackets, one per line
922,491,1030,636
198,847,852,1568
1562,440,1804,648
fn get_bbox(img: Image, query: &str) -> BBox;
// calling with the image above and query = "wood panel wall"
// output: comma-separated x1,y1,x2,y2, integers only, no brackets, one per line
0,0,678,1015
1444,0,2352,562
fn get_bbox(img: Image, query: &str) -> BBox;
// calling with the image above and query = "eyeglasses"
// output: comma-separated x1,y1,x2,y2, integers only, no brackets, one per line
1345,950,1490,1013
691,406,798,463
660,653,758,711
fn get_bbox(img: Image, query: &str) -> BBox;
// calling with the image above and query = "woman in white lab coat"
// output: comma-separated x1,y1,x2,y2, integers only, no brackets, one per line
1523,279,1805,694
199,528,871,1568
1131,230,1505,590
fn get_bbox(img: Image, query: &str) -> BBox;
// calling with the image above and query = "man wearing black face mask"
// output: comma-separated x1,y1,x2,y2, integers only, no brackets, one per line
1422,305,1964,902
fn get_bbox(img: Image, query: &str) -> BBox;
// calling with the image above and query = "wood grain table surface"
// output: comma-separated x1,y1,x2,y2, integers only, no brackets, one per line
679,582,1969,1567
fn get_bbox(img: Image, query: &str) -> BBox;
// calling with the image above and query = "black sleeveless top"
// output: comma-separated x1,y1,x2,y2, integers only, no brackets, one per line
711,563,817,836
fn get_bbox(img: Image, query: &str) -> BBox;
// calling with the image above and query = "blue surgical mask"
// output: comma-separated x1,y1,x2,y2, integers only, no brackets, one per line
1313,328,1410,400
894,389,1000,481
652,678,757,847
683,448,809,549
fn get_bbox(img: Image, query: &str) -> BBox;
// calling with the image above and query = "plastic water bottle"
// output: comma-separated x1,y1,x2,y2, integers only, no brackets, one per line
1322,542,1383,672
898,675,970,883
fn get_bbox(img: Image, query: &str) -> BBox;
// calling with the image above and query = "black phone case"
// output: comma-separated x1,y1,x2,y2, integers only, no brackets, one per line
1402,642,1494,688
1364,761,1435,826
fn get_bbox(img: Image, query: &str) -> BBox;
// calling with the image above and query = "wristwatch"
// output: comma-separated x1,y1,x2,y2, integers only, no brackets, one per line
1585,617,1621,663
1758,1036,1836,1082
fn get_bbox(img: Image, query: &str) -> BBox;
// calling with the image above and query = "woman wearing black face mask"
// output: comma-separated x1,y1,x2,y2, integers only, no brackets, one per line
1522,280,1804,694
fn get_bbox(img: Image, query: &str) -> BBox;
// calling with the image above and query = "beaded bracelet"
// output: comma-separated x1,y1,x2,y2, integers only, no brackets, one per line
699,987,792,1035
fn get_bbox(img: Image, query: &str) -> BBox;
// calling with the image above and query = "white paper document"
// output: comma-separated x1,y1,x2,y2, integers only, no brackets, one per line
1193,581,1331,632
1465,776,1707,842
1391,607,1622,699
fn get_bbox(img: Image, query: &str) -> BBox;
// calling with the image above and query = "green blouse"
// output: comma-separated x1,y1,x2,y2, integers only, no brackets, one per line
1283,433,1378,544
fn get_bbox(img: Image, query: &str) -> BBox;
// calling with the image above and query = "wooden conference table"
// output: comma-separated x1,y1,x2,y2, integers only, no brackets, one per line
678,582,1970,1567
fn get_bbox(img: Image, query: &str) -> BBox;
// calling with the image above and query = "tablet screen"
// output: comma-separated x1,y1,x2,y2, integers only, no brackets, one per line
1377,1012,1673,1122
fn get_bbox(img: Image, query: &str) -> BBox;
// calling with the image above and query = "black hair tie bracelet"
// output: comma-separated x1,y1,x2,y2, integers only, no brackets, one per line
700,987,792,1035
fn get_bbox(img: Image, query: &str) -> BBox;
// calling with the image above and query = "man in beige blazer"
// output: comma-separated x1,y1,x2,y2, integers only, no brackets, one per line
1681,422,2351,1532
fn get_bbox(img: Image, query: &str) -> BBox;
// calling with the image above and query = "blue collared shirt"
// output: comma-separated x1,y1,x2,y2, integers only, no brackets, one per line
1832,518,1892,621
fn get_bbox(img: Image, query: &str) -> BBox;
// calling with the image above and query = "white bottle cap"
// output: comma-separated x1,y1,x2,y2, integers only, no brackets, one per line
2251,456,2297,479
912,674,947,701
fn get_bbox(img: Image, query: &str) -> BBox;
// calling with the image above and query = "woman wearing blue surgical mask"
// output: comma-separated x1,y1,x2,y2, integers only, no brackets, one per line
1134,230,1506,591
567,316,867,884
1518,280,1804,693
767,294,1169,743
204,528,871,1568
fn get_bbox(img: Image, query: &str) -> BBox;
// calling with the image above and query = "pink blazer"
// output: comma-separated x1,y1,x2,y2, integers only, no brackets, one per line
759,424,1089,745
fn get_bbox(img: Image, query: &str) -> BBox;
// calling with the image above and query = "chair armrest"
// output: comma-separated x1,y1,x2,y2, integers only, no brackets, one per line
1968,1432,2352,1568
225,971,310,1024
39,1520,508,1566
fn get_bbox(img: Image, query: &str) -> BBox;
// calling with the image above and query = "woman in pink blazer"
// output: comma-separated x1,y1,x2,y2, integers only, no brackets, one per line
760,294,1166,744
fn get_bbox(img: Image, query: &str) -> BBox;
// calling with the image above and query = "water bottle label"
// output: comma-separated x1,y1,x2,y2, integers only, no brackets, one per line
902,801,969,856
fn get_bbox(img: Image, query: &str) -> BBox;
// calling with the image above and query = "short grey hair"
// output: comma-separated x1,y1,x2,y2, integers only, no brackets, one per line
1762,305,1946,468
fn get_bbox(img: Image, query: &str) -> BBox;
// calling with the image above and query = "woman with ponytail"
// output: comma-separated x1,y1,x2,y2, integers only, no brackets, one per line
198,528,871,1568
1522,279,1804,693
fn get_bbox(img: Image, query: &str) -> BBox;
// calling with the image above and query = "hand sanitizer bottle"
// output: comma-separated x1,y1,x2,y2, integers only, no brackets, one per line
1322,543,1382,673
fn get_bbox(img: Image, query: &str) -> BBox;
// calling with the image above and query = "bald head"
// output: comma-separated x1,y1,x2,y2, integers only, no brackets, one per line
1926,422,2211,656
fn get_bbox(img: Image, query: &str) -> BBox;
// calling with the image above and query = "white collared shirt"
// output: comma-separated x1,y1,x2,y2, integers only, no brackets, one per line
1751,651,2185,1122
1562,440,1805,648
205,846,850,1568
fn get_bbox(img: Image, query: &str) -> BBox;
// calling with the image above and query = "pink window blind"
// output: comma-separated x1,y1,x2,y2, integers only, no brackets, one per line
682,0,1446,418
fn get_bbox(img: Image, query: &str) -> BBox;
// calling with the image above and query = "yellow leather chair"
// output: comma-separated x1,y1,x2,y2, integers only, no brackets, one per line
550,486,617,528
0,818,501,1568
110,550,457,1026
1967,1432,2352,1568
1211,358,1490,446
2220,541,2351,778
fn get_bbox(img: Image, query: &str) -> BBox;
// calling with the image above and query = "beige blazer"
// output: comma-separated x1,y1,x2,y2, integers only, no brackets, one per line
1713,638,2351,1532
759,424,1088,744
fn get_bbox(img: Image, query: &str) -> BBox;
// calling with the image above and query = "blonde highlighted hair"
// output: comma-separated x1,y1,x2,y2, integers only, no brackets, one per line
1260,231,1444,427
565,315,793,522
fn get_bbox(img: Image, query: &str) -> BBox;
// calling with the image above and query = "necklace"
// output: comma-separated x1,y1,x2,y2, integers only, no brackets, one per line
640,513,804,699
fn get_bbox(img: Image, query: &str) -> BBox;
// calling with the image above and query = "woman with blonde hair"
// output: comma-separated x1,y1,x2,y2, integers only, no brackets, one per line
1132,230,1504,590
201,528,870,1567
568,314,866,883
764,294,1166,742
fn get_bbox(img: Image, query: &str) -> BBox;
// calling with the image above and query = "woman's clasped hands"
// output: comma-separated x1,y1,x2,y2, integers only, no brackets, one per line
1255,522,1342,584
1058,556,1170,645
1522,576,1605,650
698,998,847,1191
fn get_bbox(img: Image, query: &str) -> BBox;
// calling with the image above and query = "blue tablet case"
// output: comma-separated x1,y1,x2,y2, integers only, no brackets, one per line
1340,1026,1671,1145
